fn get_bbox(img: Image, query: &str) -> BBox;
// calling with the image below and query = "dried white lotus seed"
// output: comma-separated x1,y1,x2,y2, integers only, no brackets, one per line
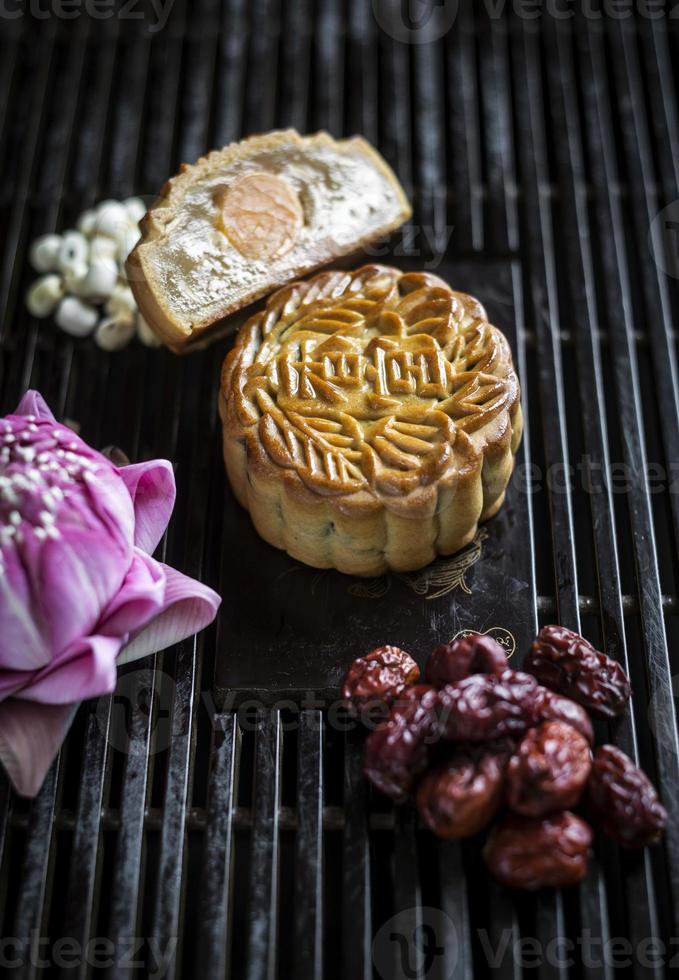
123,197,146,224
94,200,129,239
29,234,63,274
55,296,99,337
26,274,64,317
105,284,136,323
94,315,136,351
76,209,97,237
89,235,119,262
116,225,141,263
57,231,89,274
62,262,89,295
136,312,162,347
80,258,119,300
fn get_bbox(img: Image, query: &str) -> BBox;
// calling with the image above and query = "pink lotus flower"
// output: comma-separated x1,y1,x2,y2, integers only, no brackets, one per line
0,390,221,796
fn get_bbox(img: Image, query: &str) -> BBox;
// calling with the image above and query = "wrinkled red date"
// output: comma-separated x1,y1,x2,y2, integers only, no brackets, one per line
484,811,593,890
524,626,631,720
436,670,541,742
362,686,440,802
506,721,592,817
425,634,507,687
416,742,510,839
342,646,420,720
533,688,593,744
586,745,667,849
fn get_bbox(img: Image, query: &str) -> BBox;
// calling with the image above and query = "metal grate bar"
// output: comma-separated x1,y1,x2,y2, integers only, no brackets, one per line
517,27,623,978
212,0,249,148
10,28,95,980
0,27,57,345
412,41,447,258
313,0,344,136
244,0,280,135
61,34,155,978
611,20,679,554
643,16,679,204
147,361,218,978
476,16,519,254
341,729,371,980
105,356,172,979
145,10,221,971
379,32,413,207
0,32,23,183
346,0,378,145
105,682,154,979
392,808,423,978
12,766,59,980
436,843,473,980
293,710,324,980
544,20,662,967
279,0,313,133
245,710,281,980
107,33,152,198
507,20,587,979
61,707,110,980
512,25,580,630
578,14,679,925
484,881,522,980
444,1,483,252
147,639,197,980
196,713,238,979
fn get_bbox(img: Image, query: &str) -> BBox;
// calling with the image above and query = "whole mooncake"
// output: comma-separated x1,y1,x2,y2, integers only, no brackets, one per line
219,265,522,576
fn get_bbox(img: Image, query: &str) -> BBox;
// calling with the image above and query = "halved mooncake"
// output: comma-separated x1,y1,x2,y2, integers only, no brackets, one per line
219,265,523,576
126,131,411,351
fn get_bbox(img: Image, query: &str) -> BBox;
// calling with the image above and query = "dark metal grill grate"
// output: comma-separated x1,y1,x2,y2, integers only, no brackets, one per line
1,2,679,977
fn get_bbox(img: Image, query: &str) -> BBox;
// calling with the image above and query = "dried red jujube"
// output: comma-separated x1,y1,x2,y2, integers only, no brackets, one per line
425,634,507,687
484,811,593,890
506,721,592,817
533,687,594,744
524,626,631,720
436,670,541,742
362,686,439,803
341,646,420,720
416,742,510,839
586,745,667,849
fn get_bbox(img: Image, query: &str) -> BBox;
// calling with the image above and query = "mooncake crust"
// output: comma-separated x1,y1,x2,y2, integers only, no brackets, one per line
126,130,412,352
219,264,523,576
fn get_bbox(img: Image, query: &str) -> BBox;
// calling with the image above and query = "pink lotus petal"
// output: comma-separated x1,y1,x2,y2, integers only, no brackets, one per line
0,700,77,797
0,554,52,671
14,389,55,421
118,459,176,554
117,564,221,665
0,668,32,703
33,515,132,660
98,548,166,637
14,634,122,705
